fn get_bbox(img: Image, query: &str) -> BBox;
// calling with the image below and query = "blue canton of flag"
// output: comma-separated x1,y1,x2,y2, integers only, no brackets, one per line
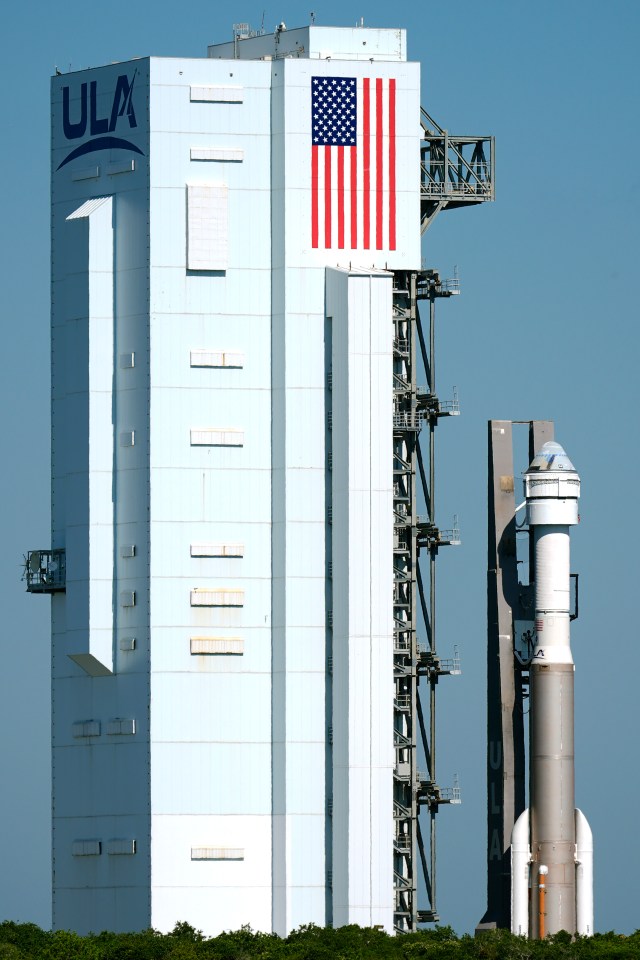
311,77,357,146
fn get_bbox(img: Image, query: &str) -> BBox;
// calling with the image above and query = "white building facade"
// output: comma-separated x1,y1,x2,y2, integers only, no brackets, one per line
49,25,421,935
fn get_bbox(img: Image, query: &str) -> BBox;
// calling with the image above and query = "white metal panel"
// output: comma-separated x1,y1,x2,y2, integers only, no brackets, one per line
151,813,270,881
150,469,271,524
150,374,268,464
191,847,244,860
328,267,394,930
190,428,243,446
285,673,326,743
575,808,594,937
190,349,223,366
151,520,266,577
208,26,407,62
190,85,243,103
151,885,271,937
149,263,271,316
190,636,244,655
62,196,116,678
186,183,228,271
150,565,269,624
66,196,111,219
150,743,271,815
150,813,272,934
191,147,244,162
282,576,326,626
151,625,269,676
150,673,271,746
189,349,244,368
86,196,114,679
284,521,325,579
190,588,244,607
190,543,244,558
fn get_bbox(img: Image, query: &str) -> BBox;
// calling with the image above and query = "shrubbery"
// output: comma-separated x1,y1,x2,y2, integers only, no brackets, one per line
0,922,638,959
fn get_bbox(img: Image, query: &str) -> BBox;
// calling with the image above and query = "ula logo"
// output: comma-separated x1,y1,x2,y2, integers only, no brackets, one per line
57,70,144,170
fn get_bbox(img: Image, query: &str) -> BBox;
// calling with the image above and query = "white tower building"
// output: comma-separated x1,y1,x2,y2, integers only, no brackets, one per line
32,22,493,937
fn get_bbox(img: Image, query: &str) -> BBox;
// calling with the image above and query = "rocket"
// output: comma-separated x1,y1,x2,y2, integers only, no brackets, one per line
511,441,593,938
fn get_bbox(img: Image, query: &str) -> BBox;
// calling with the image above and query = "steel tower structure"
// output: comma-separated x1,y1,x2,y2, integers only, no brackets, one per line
389,116,494,931
26,23,494,935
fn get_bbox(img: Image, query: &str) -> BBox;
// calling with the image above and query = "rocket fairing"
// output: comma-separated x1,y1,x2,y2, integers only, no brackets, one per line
510,442,593,938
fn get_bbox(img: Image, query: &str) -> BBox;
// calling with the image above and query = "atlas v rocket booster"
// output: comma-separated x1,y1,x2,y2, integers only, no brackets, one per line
511,442,593,938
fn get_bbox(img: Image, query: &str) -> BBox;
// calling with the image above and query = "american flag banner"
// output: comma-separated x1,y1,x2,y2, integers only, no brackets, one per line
311,75,396,252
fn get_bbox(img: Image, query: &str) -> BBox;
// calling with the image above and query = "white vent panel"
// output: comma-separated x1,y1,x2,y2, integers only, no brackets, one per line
191,847,244,860
191,147,244,162
190,350,244,368
190,85,243,103
191,350,223,367
190,637,244,655
190,543,244,558
190,589,244,607
190,428,243,447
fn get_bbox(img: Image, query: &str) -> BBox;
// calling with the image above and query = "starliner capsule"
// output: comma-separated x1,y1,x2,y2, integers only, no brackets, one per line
511,442,593,938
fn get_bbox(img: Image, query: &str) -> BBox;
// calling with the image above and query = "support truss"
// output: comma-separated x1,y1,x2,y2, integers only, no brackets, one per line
421,107,495,233
392,270,462,932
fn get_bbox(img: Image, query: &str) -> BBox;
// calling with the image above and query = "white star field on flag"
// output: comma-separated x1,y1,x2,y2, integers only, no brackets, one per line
311,77,357,146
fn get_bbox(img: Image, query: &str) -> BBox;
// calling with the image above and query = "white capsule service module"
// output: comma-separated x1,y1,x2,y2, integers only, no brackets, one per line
510,441,593,938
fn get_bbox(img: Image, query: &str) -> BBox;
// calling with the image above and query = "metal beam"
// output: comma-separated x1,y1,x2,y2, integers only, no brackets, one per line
478,420,553,931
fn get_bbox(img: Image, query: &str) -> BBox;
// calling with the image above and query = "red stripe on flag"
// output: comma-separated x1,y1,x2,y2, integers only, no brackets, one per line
389,79,396,251
363,78,370,250
350,145,357,248
311,145,319,248
324,144,332,248
376,78,383,250
337,145,344,249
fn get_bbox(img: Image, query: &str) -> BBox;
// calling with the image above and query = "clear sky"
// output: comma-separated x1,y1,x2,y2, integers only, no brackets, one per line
1,0,638,937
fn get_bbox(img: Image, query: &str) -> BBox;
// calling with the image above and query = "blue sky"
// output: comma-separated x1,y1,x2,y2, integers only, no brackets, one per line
1,0,639,936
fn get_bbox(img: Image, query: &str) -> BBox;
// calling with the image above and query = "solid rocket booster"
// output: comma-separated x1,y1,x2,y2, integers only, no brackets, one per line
511,441,593,938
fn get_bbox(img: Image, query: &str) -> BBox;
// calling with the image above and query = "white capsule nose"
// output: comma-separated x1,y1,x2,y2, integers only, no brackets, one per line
527,440,576,473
